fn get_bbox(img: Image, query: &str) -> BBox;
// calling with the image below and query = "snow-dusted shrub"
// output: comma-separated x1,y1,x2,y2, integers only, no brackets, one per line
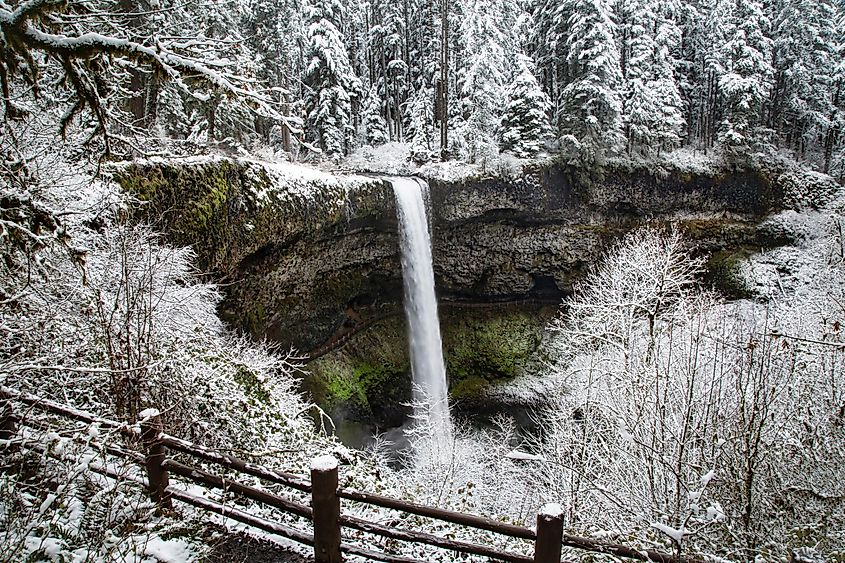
527,226,845,558
366,406,536,561
1,136,369,562
0,417,161,562
2,218,311,454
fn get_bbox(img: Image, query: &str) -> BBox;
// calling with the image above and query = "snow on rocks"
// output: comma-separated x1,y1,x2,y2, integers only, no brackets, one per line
505,449,546,461
341,142,531,183
141,536,199,562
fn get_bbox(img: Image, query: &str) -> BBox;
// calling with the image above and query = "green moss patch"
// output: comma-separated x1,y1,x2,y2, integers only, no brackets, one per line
441,305,550,401
705,248,754,299
305,304,556,418
112,158,267,273
306,314,410,418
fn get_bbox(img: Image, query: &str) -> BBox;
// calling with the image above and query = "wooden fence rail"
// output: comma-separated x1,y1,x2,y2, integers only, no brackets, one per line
0,386,693,563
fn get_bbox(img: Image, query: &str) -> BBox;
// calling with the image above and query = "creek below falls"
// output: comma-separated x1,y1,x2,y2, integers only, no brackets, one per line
111,156,819,452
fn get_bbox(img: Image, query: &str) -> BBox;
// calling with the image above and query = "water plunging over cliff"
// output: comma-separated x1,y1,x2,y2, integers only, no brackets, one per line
390,177,451,442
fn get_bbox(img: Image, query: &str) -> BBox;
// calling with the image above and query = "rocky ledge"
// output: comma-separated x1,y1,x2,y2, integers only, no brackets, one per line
111,155,826,353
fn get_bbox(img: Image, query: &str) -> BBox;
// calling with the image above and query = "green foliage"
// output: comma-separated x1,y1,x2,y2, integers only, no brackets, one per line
233,365,271,404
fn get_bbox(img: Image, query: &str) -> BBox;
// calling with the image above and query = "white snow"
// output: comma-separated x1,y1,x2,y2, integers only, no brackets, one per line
706,503,725,521
341,142,530,183
139,408,160,420
651,522,687,543
700,469,716,489
311,454,338,471
141,536,198,562
539,503,564,518
505,449,546,461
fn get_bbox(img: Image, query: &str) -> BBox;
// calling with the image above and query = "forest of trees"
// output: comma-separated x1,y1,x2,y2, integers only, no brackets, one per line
2,0,845,560
1,0,843,173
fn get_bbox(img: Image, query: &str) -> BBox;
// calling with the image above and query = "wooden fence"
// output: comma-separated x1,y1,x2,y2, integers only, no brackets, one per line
0,386,691,563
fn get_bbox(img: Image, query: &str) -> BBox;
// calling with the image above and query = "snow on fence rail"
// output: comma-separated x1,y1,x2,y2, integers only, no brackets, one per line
0,386,696,563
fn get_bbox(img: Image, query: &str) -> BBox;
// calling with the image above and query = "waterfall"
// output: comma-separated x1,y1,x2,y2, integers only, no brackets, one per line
390,177,451,442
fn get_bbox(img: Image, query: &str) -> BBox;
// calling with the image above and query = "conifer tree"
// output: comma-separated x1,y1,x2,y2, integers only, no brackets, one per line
362,87,389,145
500,55,552,158
769,0,840,160
558,0,625,160
457,0,510,161
369,0,408,141
717,0,773,148
624,0,659,150
242,0,306,144
303,0,362,155
532,0,572,121
828,12,845,177
406,86,437,159
624,0,685,154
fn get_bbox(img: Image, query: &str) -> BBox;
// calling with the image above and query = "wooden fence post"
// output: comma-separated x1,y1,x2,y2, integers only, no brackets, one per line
534,503,564,563
0,390,17,447
311,455,342,563
140,409,172,512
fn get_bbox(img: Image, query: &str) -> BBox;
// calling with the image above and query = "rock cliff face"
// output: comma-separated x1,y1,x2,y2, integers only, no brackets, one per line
427,167,783,301
112,157,790,352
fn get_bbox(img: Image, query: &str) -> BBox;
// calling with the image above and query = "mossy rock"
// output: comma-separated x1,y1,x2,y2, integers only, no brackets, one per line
112,158,266,273
306,314,411,425
305,304,556,423
441,305,550,401
705,248,754,299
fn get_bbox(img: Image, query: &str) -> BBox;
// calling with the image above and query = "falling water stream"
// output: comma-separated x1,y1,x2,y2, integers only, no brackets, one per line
390,177,452,444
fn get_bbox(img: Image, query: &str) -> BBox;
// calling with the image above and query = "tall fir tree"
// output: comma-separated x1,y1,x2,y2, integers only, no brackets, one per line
558,0,624,160
369,0,408,141
828,10,845,177
456,0,510,161
770,0,839,160
362,86,390,145
500,54,552,157
303,0,362,155
242,0,306,143
717,0,773,148
406,85,437,158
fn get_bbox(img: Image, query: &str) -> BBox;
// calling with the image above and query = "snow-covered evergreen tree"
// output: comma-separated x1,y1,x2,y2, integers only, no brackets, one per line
362,87,389,145
242,0,306,144
369,0,408,141
456,0,510,161
304,0,362,155
769,0,841,162
405,85,437,159
558,0,624,160
532,0,572,124
830,12,845,178
623,0,685,153
500,55,552,158
717,0,773,148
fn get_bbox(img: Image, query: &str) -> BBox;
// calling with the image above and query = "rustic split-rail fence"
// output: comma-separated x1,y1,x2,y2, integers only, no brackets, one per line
0,386,692,563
